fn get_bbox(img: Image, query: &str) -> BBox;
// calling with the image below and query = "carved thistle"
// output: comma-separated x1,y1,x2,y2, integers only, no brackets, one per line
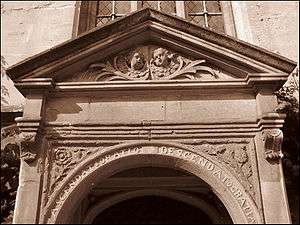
263,129,284,162
77,46,219,81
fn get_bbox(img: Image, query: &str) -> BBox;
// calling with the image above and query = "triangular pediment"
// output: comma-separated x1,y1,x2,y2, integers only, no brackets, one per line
6,8,296,86
62,44,240,82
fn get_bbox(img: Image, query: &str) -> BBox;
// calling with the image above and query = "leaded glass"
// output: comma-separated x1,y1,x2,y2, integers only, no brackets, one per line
95,1,225,32
96,1,131,26
115,1,131,16
137,1,176,15
185,1,224,33
160,1,176,15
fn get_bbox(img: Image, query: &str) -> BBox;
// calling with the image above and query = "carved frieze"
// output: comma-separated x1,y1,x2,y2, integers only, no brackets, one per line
263,129,284,162
44,144,261,224
189,143,255,197
75,46,219,81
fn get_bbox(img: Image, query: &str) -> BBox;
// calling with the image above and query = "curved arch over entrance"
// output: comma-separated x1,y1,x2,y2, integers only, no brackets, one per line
43,142,262,224
83,189,229,224
92,195,216,224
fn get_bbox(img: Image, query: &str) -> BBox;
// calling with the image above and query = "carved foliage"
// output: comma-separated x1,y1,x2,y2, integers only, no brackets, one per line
263,129,284,162
49,147,94,194
76,46,219,81
191,143,254,197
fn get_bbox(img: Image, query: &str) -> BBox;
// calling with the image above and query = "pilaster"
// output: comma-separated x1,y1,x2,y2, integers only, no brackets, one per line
255,113,291,224
13,78,53,224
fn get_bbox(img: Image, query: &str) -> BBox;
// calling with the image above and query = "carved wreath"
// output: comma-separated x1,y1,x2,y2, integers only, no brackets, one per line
81,47,219,81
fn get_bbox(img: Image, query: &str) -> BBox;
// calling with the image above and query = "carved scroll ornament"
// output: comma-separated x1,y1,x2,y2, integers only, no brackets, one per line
263,129,284,162
78,47,219,81
18,132,38,163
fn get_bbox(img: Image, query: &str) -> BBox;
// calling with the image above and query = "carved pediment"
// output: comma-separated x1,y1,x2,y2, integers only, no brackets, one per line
6,8,296,91
68,45,227,82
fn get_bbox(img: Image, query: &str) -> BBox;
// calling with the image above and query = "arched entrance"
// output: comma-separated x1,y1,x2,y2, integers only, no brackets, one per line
92,196,215,224
43,143,262,224
81,167,233,224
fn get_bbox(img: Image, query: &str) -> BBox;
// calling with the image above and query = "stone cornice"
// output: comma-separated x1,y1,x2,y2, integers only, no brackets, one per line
14,78,54,95
44,113,286,142
48,73,287,93
6,8,297,81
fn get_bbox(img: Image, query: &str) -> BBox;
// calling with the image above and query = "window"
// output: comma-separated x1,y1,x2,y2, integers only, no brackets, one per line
75,1,235,36
185,1,224,32
137,1,176,15
96,1,131,26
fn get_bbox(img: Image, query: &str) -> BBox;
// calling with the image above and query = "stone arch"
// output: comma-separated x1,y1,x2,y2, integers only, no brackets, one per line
43,141,262,224
83,189,226,224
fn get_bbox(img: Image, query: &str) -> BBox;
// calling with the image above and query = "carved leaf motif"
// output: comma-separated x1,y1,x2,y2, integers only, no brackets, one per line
192,143,254,197
167,59,218,80
77,46,219,81
49,147,93,195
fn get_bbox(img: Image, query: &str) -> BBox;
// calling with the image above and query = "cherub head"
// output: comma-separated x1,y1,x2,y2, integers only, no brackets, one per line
152,48,170,67
130,52,145,71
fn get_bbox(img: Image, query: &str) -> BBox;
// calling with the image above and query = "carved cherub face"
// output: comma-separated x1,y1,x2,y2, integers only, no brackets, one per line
153,48,169,67
130,52,145,71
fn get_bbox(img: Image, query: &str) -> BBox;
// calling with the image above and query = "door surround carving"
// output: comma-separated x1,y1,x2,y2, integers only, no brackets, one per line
43,142,262,224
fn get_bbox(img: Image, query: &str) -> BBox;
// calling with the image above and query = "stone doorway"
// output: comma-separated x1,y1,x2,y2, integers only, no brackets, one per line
77,167,233,224
92,196,214,224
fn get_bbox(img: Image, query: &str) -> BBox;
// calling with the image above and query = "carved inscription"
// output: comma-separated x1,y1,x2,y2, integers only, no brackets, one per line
75,46,219,81
157,146,257,224
46,146,258,224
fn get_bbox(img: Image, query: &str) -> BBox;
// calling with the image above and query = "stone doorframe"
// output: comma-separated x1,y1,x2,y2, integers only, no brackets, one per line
82,189,227,224
42,142,262,224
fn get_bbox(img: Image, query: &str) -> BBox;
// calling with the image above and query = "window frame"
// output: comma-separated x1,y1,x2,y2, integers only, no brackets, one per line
74,1,236,37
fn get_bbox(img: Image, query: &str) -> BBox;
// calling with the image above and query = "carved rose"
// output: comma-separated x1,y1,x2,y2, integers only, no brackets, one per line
54,148,72,166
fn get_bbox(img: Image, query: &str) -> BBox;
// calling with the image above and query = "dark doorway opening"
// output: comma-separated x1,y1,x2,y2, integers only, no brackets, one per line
92,195,213,224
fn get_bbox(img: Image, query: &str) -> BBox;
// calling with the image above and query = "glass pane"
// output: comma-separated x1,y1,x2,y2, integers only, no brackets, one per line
206,0,222,13
189,16,205,27
115,1,131,15
185,1,204,15
207,15,224,33
185,1,205,25
97,1,112,16
96,17,112,26
160,1,176,15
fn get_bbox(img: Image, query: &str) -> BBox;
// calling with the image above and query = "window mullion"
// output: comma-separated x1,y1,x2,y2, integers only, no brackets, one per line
112,0,116,20
202,1,209,28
